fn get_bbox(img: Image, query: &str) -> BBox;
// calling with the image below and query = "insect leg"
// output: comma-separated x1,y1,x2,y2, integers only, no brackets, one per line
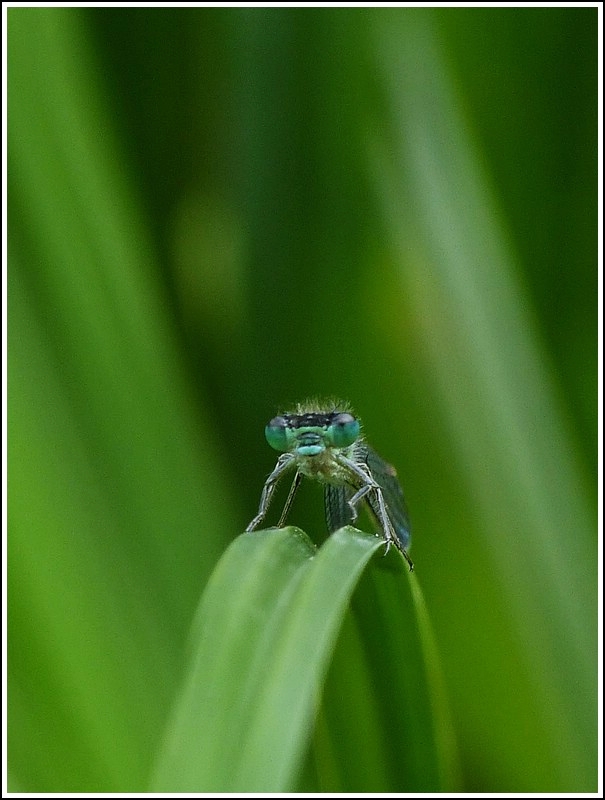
277,471,303,527
346,481,375,523
335,456,380,522
372,486,414,569
338,454,414,570
245,453,295,532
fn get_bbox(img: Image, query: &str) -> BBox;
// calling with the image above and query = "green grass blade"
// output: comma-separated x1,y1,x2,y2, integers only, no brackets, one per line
8,9,238,791
371,13,596,789
152,526,452,792
311,555,459,792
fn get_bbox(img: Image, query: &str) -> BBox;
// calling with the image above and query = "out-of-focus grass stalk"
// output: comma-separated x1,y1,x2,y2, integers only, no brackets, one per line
9,9,238,791
372,14,596,790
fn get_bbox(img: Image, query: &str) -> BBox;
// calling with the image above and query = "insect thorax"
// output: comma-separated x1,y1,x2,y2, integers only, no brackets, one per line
294,444,358,486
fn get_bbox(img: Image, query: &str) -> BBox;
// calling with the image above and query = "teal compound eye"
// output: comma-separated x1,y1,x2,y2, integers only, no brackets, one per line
265,416,291,452
327,412,360,448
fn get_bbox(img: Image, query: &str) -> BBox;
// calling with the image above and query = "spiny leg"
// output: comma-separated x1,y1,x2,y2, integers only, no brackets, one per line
277,472,303,527
246,454,294,532
372,484,414,570
346,482,375,524
337,453,414,571
336,456,380,525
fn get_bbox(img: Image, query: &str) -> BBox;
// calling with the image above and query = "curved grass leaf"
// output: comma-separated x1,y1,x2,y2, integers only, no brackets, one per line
151,527,456,792
309,545,459,792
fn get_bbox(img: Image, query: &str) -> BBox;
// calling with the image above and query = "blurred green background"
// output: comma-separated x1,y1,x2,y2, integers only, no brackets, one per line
8,5,597,793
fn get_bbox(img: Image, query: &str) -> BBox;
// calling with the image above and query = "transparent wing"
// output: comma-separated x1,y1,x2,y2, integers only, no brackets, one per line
362,444,411,550
324,483,355,533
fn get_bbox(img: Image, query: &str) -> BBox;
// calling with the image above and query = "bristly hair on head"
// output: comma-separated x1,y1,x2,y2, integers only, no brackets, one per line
288,397,354,416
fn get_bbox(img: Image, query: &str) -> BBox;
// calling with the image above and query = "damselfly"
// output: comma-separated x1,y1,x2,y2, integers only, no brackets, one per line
246,401,413,570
